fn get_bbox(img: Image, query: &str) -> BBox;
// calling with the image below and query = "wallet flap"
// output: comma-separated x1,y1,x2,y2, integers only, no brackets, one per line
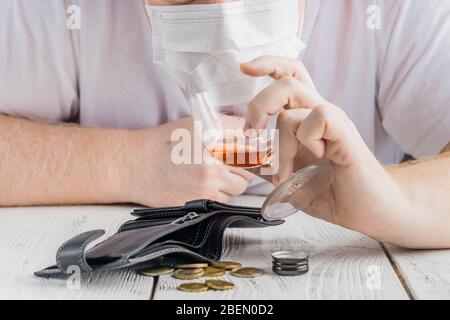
56,230,106,272
86,212,215,261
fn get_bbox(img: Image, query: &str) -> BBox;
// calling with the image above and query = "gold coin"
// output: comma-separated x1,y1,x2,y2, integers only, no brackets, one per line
173,268,205,280
178,283,209,293
231,267,265,278
203,267,226,277
212,261,242,270
176,263,209,269
140,266,174,277
206,280,235,291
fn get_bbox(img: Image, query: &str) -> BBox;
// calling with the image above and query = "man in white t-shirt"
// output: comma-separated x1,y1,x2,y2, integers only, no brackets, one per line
0,0,449,248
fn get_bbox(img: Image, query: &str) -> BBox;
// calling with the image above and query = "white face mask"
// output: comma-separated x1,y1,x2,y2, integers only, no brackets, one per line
146,0,306,105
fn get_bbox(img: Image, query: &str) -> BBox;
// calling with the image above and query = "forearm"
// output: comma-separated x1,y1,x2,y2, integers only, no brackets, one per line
383,152,450,249
0,115,131,206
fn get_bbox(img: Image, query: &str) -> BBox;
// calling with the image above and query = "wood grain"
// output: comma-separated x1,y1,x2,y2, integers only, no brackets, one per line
153,196,409,300
0,205,153,300
385,245,450,300
5,196,447,300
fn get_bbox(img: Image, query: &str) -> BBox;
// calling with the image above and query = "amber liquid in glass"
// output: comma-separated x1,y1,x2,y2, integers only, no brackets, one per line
208,138,271,169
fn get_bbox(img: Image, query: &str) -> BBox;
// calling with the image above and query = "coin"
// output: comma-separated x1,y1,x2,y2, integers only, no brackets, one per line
272,250,308,260
176,263,209,269
231,267,264,278
272,250,309,277
140,266,174,277
272,267,309,277
272,250,309,264
272,265,309,271
203,266,226,277
173,268,205,280
178,283,209,293
212,261,242,270
272,261,308,268
206,280,235,291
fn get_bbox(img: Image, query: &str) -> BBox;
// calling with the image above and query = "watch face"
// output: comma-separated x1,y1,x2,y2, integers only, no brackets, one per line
261,163,334,221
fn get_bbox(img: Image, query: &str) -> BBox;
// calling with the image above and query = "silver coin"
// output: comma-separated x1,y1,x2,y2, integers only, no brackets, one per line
272,267,309,277
272,265,309,272
272,250,309,264
272,261,308,268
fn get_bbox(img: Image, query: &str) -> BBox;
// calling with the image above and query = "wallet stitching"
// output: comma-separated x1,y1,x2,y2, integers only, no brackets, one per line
128,245,210,265
77,232,102,271
120,218,176,231
191,223,204,246
131,217,219,259
213,216,257,260
133,210,185,218
93,215,272,267
56,232,90,268
137,212,185,219
135,219,212,255
195,216,221,248
56,231,101,271
122,213,222,249
214,217,237,260
35,267,63,275
193,218,217,247
87,215,212,257
85,226,172,254
193,213,236,249
85,228,149,254
133,207,184,214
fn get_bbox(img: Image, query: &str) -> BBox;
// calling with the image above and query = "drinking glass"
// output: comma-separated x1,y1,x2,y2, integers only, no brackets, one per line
187,52,334,220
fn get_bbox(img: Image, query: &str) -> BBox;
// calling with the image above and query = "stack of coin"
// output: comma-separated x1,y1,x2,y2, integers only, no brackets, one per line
271,250,309,276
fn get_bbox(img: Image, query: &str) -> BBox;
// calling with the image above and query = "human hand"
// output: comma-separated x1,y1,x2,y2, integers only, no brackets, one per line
121,118,254,207
241,56,409,240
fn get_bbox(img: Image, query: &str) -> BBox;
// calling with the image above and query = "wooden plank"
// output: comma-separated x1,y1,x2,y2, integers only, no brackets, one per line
153,196,409,300
385,245,450,300
0,205,153,300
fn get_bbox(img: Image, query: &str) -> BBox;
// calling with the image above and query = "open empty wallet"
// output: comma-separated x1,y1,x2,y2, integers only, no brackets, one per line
34,200,284,278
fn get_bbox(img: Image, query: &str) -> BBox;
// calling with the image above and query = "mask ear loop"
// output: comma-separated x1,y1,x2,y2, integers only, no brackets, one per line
297,0,306,38
141,0,153,30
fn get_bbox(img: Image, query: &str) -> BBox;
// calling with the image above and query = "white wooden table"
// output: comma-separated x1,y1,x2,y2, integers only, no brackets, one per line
0,196,449,300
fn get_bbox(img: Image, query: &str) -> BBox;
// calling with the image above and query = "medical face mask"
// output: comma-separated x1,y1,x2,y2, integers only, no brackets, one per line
146,0,307,105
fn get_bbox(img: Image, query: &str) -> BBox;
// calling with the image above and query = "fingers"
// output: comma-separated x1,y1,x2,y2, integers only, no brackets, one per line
218,167,250,196
297,104,358,166
273,109,312,185
245,166,273,183
210,192,231,204
241,55,315,89
270,103,359,180
246,76,326,130
241,55,361,171
229,167,256,181
296,106,328,159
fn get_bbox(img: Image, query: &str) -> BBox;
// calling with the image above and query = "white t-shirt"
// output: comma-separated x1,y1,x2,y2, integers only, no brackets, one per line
1,0,450,194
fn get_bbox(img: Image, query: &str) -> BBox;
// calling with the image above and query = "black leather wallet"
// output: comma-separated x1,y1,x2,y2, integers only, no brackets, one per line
35,200,284,278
